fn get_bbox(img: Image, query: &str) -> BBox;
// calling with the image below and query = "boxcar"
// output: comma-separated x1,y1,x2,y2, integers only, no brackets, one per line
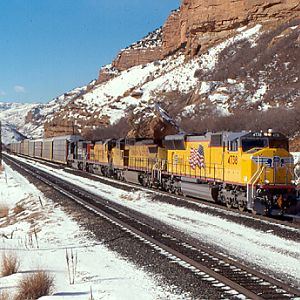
28,140,35,157
23,139,30,156
42,138,53,161
52,135,82,164
34,139,43,158
16,141,21,154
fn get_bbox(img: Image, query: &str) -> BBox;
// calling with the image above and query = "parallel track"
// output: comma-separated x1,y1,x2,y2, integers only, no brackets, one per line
4,154,300,299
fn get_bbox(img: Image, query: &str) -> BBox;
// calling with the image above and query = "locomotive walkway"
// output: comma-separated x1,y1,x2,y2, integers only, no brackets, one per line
4,153,300,300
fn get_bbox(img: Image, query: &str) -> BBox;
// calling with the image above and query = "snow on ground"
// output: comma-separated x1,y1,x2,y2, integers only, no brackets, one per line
0,163,185,299
15,156,300,287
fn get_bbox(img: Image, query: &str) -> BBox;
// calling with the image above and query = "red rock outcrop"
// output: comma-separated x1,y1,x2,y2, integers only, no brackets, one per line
111,48,163,71
162,10,183,56
99,0,300,79
179,0,300,57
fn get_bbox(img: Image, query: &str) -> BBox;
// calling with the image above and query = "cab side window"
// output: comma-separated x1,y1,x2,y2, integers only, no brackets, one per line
228,139,238,152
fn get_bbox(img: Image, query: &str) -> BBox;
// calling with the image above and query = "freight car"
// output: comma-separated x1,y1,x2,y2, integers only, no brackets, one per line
34,139,43,158
8,130,298,216
13,135,82,164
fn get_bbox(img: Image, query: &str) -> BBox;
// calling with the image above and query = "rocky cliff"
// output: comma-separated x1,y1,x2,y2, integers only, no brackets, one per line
100,0,299,78
180,0,299,57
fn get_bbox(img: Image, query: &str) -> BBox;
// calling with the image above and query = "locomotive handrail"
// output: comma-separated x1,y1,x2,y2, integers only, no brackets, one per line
251,166,265,198
247,157,262,208
294,163,300,185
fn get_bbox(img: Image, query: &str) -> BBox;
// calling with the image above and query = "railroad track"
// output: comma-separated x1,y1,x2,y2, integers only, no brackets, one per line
4,154,300,299
14,153,300,229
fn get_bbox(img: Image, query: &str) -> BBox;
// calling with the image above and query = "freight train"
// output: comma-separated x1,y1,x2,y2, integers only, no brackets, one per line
8,131,298,216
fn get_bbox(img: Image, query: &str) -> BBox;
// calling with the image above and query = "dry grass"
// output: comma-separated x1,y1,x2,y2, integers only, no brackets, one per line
120,194,134,201
0,205,9,219
12,204,25,215
0,291,9,300
1,252,20,277
14,271,54,300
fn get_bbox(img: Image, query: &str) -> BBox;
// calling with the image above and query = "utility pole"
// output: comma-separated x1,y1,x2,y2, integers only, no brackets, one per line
0,121,2,165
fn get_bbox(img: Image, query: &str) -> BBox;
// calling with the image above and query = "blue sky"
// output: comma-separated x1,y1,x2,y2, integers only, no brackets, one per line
0,0,180,103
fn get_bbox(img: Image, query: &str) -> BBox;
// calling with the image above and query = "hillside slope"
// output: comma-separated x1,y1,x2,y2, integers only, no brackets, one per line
44,19,300,145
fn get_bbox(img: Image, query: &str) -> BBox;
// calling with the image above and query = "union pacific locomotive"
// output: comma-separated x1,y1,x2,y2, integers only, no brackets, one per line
8,130,298,216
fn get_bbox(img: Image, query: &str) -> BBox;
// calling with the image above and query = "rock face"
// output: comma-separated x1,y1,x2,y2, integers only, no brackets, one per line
110,28,164,72
99,0,299,79
112,48,163,71
162,10,183,56
180,0,300,58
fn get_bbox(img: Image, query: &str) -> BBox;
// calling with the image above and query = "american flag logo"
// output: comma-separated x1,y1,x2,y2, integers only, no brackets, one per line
189,145,205,170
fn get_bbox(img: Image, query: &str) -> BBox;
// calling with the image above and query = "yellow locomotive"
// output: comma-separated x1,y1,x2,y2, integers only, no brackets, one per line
163,131,296,214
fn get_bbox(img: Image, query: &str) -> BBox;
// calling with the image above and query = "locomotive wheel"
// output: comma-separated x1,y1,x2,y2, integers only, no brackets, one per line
251,209,257,215
238,202,246,212
141,177,147,187
226,199,232,209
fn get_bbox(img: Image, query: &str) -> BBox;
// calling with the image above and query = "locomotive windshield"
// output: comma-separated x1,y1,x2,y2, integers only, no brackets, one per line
241,137,289,152
242,138,268,152
269,138,289,151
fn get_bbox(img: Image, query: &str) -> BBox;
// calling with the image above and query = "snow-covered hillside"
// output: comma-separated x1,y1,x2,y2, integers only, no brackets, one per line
44,21,299,140
0,102,37,129
1,121,26,144
0,84,90,144
1,19,299,146
58,24,270,126
0,102,36,144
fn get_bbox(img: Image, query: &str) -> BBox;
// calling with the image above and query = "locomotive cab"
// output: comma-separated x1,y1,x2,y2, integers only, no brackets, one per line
239,132,296,215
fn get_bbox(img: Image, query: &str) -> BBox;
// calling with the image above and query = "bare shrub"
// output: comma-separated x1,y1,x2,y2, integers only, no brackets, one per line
0,205,9,219
84,117,130,140
0,291,9,300
1,252,20,277
14,271,54,300
179,106,300,140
